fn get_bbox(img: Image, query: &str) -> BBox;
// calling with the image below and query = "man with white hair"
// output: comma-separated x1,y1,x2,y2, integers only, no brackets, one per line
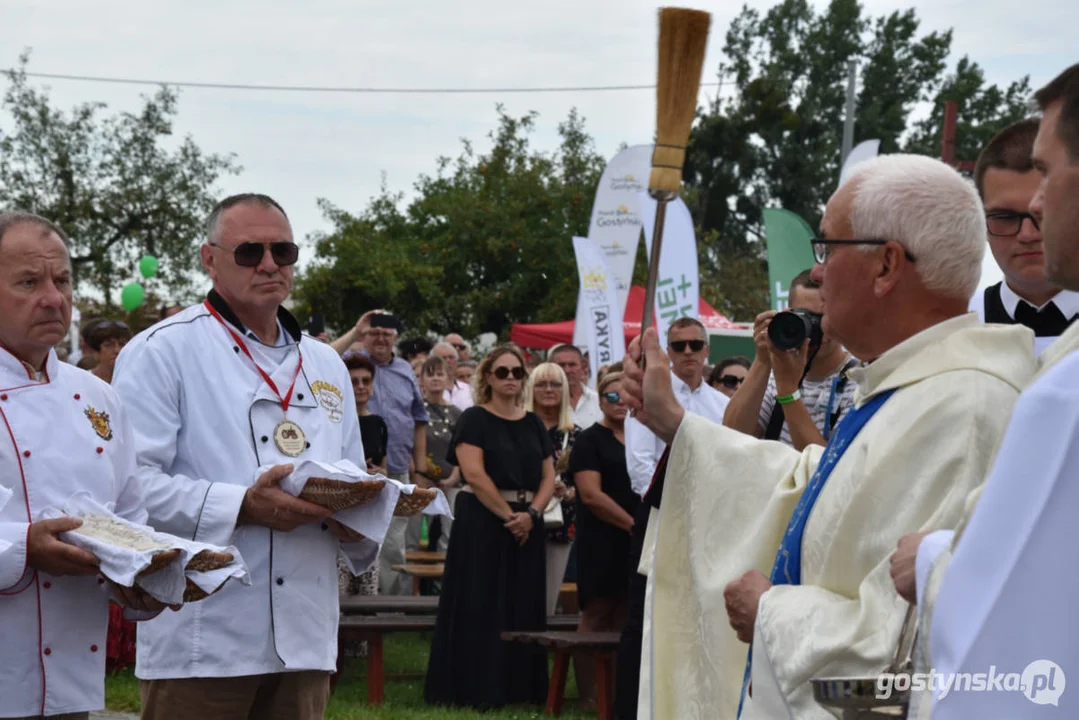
620,154,1036,719
431,342,473,411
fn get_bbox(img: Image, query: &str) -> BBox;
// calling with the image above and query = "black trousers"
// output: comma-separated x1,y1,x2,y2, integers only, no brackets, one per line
614,500,653,719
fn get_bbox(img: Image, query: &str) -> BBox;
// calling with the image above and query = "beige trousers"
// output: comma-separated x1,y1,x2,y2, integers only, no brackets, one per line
138,671,330,720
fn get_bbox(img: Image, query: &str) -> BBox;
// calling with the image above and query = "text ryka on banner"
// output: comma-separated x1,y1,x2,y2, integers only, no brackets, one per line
572,237,626,387
638,192,700,342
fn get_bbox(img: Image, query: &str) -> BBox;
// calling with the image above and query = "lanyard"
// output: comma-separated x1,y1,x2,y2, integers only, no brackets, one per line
203,300,303,414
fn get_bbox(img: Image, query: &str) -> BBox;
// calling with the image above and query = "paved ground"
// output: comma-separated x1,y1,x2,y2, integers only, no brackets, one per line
91,712,139,719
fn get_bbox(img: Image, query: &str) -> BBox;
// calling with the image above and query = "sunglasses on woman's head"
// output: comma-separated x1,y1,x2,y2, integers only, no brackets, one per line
719,374,744,389
670,339,706,353
213,241,299,268
492,366,527,380
603,391,621,403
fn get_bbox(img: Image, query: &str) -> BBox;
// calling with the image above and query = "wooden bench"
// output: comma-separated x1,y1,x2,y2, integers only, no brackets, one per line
337,613,583,705
501,631,621,719
340,594,439,616
390,562,444,595
405,549,446,563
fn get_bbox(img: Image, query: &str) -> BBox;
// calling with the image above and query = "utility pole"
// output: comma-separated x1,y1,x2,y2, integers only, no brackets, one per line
840,60,857,166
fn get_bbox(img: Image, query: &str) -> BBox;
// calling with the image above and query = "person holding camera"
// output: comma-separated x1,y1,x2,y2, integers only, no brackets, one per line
723,270,857,451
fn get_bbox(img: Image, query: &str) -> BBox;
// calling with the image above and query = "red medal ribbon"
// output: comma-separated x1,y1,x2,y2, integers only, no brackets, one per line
204,300,304,413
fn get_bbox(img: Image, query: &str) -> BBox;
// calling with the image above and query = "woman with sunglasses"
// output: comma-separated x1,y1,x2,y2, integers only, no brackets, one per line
524,362,581,615
568,371,640,704
708,355,751,398
425,345,556,710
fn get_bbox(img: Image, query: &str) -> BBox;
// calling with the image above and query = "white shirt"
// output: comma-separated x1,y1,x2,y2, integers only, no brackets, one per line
443,379,474,411
570,384,604,429
0,349,146,718
625,372,730,496
969,282,1079,354
112,296,375,680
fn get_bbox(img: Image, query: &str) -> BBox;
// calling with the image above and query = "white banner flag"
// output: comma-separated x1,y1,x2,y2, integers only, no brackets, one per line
574,144,654,347
572,236,626,387
638,192,700,342
839,139,881,187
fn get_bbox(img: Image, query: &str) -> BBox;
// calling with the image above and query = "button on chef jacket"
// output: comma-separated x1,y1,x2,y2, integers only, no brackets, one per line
112,291,369,680
0,347,147,718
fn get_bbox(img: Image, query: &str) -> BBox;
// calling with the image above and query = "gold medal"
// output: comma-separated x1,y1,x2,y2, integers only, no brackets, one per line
273,419,307,457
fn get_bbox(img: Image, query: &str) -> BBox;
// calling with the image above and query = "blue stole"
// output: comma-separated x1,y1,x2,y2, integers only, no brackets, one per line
736,388,897,717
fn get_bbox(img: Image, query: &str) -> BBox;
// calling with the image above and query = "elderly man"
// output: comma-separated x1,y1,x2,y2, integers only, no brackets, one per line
113,194,380,719
351,310,428,596
550,344,602,428
0,212,163,720
621,155,1036,719
432,341,473,411
898,64,1079,719
444,332,472,363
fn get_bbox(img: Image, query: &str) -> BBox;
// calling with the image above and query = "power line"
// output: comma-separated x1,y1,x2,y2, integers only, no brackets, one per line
11,69,724,95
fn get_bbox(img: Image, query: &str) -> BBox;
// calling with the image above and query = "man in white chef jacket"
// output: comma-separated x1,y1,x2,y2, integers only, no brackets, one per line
0,212,163,720
113,194,373,719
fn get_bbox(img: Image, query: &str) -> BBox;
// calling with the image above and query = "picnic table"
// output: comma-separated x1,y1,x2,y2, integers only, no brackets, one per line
405,550,446,563
391,563,444,596
501,631,621,719
340,595,439,615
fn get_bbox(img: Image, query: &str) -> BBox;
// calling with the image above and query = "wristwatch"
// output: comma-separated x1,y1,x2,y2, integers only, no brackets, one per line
527,506,542,525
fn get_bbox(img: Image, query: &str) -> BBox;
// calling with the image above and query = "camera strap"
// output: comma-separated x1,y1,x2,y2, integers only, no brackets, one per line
764,344,821,441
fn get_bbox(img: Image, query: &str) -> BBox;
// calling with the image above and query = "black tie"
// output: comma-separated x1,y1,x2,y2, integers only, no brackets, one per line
1013,301,1072,337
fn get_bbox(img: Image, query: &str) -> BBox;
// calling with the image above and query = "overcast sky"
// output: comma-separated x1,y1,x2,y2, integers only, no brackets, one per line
5,0,1076,305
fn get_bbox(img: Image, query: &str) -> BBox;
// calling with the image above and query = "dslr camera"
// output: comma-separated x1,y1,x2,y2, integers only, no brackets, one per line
768,308,824,351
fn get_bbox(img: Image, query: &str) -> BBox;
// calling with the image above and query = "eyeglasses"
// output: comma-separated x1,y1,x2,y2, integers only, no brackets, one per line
93,320,129,330
810,238,916,265
670,339,706,353
719,374,744,390
535,381,563,390
602,391,622,403
211,241,299,268
492,366,527,380
986,211,1040,237
452,343,468,352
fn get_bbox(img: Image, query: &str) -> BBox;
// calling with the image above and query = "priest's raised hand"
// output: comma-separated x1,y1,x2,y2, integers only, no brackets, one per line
623,328,685,444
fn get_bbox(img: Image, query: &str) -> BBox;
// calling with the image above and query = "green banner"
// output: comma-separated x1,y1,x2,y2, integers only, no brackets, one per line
763,208,816,311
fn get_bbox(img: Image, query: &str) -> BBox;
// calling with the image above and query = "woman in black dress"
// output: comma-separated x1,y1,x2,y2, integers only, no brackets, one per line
569,372,639,700
424,345,556,710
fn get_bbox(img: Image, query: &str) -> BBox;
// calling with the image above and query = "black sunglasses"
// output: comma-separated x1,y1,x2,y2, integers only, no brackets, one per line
94,320,129,330
811,237,916,264
719,374,744,389
492,366,527,380
452,343,469,352
670,339,706,353
213,241,299,268
602,391,621,403
986,211,1040,237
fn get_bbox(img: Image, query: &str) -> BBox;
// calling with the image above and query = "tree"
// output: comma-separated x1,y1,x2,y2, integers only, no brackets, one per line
684,0,1029,318
0,53,240,304
293,107,605,339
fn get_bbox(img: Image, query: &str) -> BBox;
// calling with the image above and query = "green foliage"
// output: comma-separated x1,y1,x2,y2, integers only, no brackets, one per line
295,107,604,339
0,52,240,305
685,0,1030,320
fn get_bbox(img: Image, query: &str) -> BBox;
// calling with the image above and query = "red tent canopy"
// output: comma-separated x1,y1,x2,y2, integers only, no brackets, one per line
510,285,743,350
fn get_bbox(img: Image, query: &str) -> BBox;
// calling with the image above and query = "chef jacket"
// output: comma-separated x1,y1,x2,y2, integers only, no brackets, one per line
112,291,369,680
0,347,146,718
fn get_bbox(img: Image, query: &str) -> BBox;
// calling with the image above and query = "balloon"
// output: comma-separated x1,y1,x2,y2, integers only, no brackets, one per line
121,283,145,312
139,255,159,279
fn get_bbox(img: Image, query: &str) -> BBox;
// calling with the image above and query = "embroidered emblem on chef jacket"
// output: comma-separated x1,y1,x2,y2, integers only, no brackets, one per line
311,380,344,423
84,406,114,441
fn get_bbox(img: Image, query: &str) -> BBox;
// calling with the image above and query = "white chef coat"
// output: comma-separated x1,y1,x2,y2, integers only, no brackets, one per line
0,347,146,718
112,292,370,680
624,372,730,496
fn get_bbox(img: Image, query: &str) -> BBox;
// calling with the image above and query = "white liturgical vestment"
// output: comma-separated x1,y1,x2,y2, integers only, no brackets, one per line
639,314,1036,720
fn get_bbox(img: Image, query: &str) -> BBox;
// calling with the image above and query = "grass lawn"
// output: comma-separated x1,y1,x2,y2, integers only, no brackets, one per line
105,632,592,719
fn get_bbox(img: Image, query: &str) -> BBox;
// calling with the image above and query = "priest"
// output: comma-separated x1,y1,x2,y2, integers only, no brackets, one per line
621,154,1037,719
901,63,1079,719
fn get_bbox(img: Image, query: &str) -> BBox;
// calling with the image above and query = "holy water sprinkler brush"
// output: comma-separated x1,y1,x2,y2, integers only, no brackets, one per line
641,7,711,337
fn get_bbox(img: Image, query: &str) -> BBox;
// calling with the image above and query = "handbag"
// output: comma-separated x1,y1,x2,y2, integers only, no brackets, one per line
544,432,570,529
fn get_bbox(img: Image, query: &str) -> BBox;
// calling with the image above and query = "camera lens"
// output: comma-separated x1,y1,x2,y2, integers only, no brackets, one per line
768,311,812,351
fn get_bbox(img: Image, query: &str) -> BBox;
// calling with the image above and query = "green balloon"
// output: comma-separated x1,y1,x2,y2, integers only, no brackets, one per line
121,282,145,312
139,255,159,279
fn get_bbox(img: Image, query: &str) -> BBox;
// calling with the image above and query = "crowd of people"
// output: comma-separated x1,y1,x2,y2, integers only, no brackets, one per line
0,61,1076,720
